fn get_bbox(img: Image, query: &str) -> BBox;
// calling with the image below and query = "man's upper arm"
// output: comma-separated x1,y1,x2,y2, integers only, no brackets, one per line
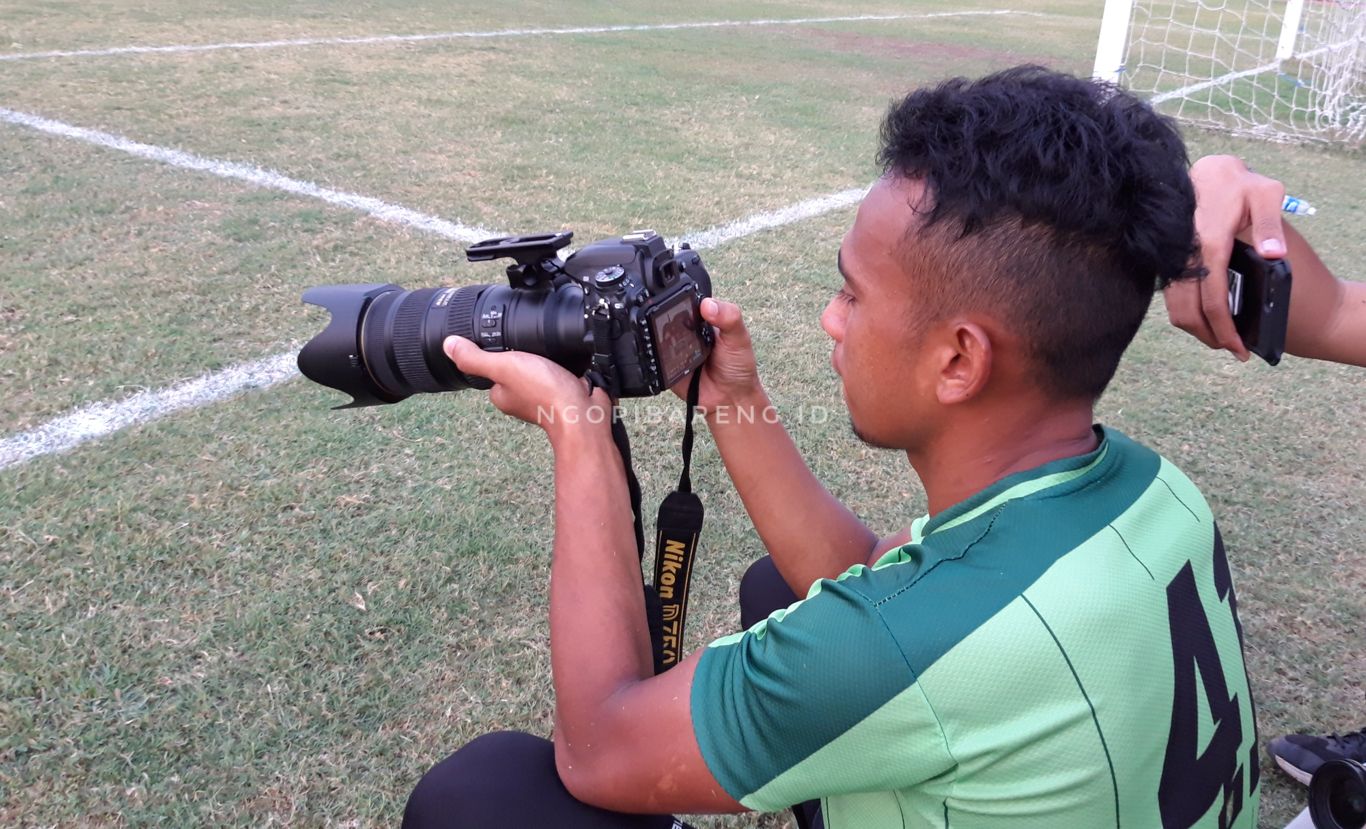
870,527,912,565
572,565,962,817
557,650,746,814
578,569,955,816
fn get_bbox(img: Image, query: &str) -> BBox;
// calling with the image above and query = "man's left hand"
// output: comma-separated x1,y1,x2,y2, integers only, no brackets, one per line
443,336,612,439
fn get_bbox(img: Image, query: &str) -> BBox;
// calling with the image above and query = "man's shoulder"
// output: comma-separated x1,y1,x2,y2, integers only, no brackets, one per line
854,429,1211,673
1104,427,1215,524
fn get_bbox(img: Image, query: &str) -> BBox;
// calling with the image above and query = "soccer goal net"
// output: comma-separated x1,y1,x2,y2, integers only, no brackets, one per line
1094,0,1366,147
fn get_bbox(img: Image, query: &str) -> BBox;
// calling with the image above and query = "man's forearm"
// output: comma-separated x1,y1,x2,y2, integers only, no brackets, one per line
546,425,654,767
1284,225,1366,366
706,387,877,594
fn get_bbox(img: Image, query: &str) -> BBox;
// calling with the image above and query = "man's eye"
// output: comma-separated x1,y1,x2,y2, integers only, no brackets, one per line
835,289,855,305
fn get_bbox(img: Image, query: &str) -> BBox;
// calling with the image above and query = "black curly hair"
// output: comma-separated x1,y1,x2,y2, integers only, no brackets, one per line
878,65,1199,402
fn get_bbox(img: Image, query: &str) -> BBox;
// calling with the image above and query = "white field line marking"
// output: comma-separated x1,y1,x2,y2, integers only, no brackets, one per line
0,353,299,470
0,108,497,244
675,187,866,250
0,189,867,470
0,11,1031,62
1150,40,1349,105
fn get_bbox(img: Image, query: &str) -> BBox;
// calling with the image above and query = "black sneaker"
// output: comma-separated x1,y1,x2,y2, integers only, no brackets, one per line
1267,726,1366,785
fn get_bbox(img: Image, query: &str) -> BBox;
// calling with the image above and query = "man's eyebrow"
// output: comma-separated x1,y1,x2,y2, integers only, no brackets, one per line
837,250,856,289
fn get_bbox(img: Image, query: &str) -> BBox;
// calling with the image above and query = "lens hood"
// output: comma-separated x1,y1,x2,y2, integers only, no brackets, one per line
298,283,408,408
1310,758,1366,829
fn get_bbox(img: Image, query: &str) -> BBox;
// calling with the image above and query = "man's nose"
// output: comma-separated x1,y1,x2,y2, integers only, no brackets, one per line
820,299,843,341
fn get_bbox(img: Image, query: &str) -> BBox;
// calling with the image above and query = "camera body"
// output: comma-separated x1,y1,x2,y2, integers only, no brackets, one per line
297,229,713,407
469,229,712,397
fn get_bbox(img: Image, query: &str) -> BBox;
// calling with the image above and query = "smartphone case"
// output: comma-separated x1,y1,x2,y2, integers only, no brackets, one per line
1229,240,1293,366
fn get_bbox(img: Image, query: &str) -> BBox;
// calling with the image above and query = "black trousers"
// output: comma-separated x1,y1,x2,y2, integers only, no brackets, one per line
403,556,823,829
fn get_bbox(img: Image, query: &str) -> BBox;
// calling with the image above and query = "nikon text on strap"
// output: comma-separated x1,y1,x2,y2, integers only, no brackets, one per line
600,370,705,674
651,371,704,670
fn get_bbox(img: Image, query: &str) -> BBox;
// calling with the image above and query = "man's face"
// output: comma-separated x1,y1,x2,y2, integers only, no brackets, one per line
820,175,933,449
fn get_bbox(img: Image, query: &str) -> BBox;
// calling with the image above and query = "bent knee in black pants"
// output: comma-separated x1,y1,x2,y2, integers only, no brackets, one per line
405,556,819,829
740,555,803,629
404,730,686,828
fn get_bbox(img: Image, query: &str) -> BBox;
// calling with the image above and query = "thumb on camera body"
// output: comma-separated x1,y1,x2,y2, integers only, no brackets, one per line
694,298,762,407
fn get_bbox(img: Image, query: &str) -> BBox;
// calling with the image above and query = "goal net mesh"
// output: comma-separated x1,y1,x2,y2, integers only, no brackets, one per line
1118,1,1366,146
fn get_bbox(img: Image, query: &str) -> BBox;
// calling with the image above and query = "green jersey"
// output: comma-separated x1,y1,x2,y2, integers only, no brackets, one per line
690,427,1259,828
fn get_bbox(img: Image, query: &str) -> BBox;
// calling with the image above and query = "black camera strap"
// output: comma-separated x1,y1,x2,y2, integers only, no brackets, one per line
598,370,704,675
651,370,705,671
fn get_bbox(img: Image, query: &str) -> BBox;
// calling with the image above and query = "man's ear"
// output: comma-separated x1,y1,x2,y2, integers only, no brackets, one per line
935,321,993,405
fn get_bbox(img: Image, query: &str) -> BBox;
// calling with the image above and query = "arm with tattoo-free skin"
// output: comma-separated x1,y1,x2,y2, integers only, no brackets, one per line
442,335,743,813
1164,154,1366,366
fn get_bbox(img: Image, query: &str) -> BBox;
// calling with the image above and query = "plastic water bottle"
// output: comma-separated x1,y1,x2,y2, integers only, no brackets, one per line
1282,195,1317,216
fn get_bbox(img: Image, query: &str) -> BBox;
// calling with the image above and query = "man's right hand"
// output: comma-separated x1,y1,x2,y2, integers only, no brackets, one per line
670,295,880,592
672,297,764,416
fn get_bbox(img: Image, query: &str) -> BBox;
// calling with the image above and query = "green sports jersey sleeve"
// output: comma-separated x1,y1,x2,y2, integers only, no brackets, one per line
690,570,955,811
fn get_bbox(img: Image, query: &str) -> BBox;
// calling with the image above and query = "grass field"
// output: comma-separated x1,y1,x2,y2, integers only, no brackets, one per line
2,1,1363,826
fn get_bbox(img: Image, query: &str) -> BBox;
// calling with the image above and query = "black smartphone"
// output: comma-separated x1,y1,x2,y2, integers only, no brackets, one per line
1226,239,1293,365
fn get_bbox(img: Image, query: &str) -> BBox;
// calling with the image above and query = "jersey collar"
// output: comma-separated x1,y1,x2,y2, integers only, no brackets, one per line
911,425,1113,544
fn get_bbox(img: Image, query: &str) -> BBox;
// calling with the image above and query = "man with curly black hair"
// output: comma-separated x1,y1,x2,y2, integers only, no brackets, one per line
406,66,1259,829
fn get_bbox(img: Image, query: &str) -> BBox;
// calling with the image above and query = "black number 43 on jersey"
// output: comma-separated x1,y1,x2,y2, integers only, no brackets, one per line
1158,529,1259,829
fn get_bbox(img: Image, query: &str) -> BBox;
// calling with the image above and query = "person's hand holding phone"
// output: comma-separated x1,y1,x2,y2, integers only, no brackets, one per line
1164,155,1290,360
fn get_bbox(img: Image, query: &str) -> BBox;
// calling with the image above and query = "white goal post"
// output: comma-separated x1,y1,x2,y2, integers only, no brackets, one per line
1093,0,1366,147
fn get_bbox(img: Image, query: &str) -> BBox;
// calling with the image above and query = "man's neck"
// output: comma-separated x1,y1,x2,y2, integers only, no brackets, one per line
908,402,1099,517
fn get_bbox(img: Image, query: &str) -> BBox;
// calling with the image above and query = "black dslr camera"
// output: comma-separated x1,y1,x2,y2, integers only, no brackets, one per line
297,230,713,406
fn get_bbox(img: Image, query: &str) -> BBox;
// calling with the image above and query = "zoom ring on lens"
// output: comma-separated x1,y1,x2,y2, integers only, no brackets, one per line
446,286,494,390
447,286,483,343
392,289,446,394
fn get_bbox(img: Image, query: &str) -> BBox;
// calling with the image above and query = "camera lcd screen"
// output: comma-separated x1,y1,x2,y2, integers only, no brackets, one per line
649,291,704,389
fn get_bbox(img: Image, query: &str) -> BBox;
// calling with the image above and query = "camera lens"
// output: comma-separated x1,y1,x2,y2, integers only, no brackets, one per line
1310,759,1366,829
298,281,592,408
355,285,493,397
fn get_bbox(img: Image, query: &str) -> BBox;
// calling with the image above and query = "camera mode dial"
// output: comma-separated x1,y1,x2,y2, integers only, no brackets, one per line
594,266,626,287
